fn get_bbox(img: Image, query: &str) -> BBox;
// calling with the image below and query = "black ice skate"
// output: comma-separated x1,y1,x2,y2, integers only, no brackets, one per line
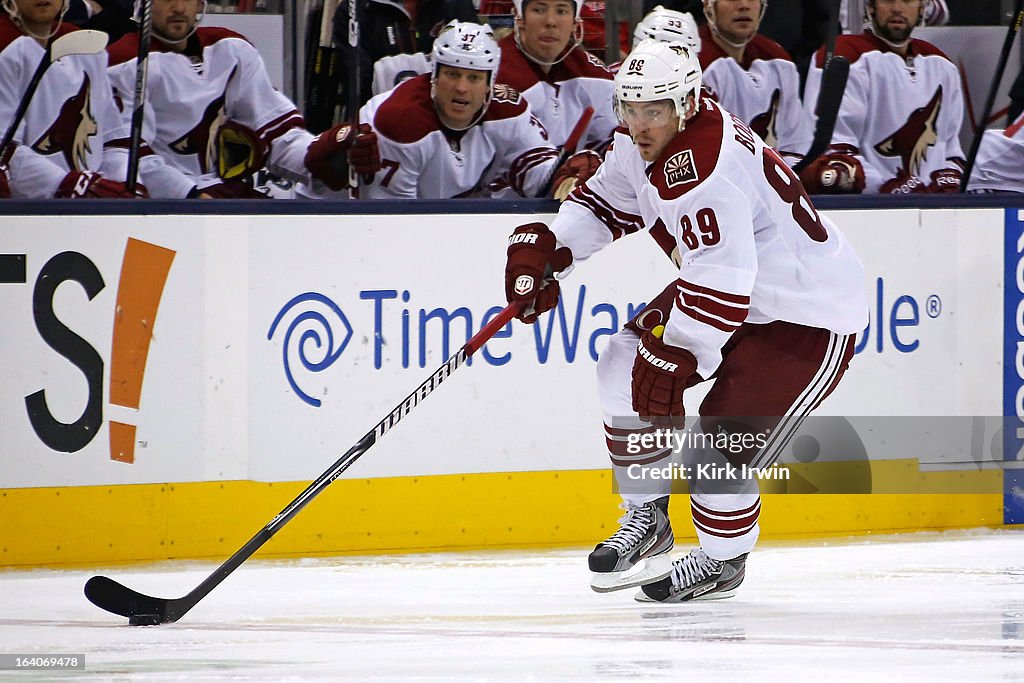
588,498,674,592
636,548,747,603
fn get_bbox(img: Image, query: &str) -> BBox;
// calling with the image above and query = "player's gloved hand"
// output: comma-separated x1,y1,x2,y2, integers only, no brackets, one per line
188,181,270,199
879,172,927,195
927,168,962,193
550,149,601,201
504,221,573,324
304,122,380,191
631,326,697,429
55,171,148,198
798,153,864,194
0,164,9,199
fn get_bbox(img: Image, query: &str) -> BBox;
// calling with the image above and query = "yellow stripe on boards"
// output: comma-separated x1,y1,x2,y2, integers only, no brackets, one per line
0,462,1005,567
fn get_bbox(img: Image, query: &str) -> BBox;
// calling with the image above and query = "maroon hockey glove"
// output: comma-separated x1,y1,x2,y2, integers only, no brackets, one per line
550,149,601,201
304,122,381,191
631,329,697,429
505,222,573,324
879,173,927,195
927,168,962,194
55,171,148,198
798,153,864,194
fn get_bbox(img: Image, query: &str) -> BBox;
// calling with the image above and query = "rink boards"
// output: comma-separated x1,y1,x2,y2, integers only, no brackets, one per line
0,203,1021,566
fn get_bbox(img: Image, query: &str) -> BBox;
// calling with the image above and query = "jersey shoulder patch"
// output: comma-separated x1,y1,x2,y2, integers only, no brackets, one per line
373,74,439,144
483,83,528,122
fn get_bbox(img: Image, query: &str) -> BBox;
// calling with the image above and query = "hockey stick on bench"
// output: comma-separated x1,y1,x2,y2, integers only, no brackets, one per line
538,105,594,197
125,0,153,192
84,300,523,625
0,30,108,162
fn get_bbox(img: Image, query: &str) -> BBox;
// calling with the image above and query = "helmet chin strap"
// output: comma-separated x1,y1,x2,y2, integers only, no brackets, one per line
704,1,763,52
4,0,69,41
512,19,582,68
153,0,207,47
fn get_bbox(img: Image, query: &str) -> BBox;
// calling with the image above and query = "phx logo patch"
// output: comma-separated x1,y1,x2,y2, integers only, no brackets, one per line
664,149,698,187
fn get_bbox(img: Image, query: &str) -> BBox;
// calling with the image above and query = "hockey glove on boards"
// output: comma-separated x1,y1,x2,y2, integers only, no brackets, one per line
304,122,380,191
55,171,148,198
505,222,573,324
879,172,927,194
550,150,601,201
632,327,697,429
798,153,864,194
927,168,962,193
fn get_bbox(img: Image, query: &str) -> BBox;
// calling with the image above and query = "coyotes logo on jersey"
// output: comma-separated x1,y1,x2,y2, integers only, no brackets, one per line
170,93,228,174
874,85,942,177
750,88,781,149
32,74,97,172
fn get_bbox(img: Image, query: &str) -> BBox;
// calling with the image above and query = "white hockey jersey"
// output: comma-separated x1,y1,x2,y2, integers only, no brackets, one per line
803,31,966,193
0,19,131,198
371,51,431,96
550,99,867,379
967,112,1024,193
496,34,617,151
361,74,559,199
698,25,812,165
107,27,313,198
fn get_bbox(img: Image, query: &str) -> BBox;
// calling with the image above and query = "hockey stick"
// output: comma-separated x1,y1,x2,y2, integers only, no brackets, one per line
125,0,153,192
304,0,341,134
84,300,523,625
537,105,594,197
959,0,1024,192
0,30,108,162
345,0,360,197
792,0,848,175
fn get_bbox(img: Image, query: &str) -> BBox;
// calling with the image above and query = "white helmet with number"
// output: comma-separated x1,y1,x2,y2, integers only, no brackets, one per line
431,20,501,83
512,0,583,21
633,6,701,53
615,39,703,131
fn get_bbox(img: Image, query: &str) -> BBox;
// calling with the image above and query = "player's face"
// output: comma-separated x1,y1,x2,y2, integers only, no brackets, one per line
620,99,679,161
13,0,62,33
434,65,491,129
152,0,202,44
871,0,921,44
706,0,761,45
517,0,577,63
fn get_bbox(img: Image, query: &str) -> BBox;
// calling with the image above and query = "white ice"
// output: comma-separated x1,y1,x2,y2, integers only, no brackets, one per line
1,529,1023,681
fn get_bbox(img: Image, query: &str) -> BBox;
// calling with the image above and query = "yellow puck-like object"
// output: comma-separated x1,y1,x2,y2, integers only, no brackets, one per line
651,324,665,339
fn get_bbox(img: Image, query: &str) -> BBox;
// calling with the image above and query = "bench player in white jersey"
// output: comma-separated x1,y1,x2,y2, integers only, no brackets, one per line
107,0,378,198
361,21,599,199
0,0,143,198
495,0,617,152
503,40,867,601
698,0,811,166
800,0,965,194
967,112,1024,194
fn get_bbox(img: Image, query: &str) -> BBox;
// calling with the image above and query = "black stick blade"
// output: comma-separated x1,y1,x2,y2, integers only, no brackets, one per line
84,575,175,624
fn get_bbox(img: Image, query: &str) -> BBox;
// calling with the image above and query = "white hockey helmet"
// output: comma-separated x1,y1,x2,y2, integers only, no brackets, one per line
615,39,703,131
431,20,501,83
633,6,701,54
511,0,583,21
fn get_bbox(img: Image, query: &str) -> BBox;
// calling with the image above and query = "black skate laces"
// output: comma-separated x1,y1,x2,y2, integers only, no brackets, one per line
670,549,723,589
602,504,655,552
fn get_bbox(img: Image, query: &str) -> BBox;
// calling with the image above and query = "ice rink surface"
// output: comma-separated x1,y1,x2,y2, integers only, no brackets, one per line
1,528,1022,681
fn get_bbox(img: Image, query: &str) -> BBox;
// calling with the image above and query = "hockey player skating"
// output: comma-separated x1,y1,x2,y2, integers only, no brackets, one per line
800,0,966,194
495,0,617,152
361,21,600,199
697,0,812,165
503,40,867,602
106,0,380,198
0,0,144,197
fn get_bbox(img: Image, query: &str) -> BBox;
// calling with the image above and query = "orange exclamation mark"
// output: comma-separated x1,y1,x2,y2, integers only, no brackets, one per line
109,238,176,464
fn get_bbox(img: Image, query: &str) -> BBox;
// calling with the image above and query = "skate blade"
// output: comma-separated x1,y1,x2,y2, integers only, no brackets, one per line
633,585,740,603
590,554,671,593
